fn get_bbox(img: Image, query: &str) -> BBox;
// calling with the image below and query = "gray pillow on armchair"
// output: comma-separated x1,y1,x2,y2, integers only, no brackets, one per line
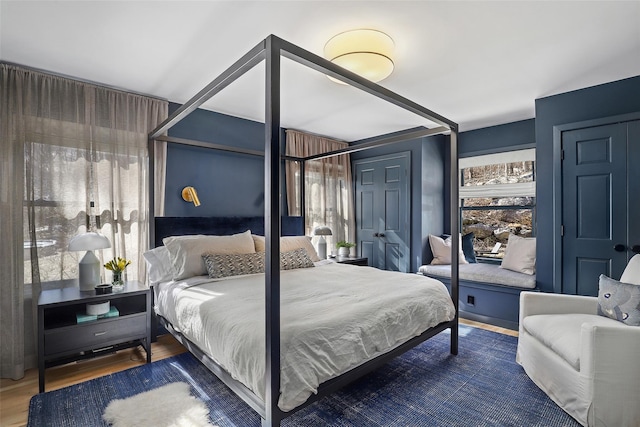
597,274,640,326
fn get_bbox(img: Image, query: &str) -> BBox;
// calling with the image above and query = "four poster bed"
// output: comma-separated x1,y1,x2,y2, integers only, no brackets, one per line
147,35,460,426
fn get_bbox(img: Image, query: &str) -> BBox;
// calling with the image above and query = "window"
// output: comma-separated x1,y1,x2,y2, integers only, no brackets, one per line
460,149,535,259
285,130,355,248
24,137,146,286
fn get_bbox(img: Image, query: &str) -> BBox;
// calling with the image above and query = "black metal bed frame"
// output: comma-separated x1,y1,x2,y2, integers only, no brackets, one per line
148,35,460,427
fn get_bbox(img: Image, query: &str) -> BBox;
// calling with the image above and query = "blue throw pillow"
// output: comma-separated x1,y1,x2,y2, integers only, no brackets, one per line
439,233,477,263
462,232,477,263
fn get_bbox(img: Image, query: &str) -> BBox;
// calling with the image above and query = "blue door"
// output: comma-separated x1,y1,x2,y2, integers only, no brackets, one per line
354,152,410,271
561,123,631,295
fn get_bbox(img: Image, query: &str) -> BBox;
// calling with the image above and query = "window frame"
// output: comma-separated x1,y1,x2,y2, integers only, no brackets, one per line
459,145,536,262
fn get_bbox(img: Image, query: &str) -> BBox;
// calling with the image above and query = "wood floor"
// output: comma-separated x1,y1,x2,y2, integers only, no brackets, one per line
0,319,516,427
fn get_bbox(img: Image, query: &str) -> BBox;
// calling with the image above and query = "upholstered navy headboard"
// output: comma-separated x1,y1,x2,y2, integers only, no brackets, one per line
153,216,304,247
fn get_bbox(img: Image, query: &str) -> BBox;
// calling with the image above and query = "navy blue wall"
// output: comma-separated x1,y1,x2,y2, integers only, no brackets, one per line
351,135,446,272
162,75,640,286
165,103,286,217
459,119,535,157
535,75,640,293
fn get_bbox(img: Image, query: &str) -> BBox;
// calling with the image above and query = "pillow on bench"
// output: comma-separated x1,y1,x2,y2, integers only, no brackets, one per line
419,263,537,289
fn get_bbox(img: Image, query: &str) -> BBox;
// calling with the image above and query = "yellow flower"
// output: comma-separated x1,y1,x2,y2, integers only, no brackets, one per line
104,257,131,272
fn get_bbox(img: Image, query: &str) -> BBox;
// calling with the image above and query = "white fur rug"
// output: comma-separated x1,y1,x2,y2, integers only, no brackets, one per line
103,382,215,427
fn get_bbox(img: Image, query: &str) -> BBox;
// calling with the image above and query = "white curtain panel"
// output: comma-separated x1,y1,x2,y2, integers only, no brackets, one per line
154,139,167,217
0,63,167,379
285,130,355,247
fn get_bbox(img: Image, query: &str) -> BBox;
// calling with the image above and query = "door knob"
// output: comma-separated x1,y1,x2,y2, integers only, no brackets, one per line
614,244,626,252
373,232,379,237
379,233,385,237
632,245,640,254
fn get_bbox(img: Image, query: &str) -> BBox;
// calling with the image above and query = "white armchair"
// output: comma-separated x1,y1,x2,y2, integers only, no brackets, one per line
516,255,640,427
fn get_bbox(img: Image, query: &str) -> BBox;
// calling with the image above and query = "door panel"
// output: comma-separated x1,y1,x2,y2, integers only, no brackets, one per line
385,242,401,271
562,124,627,295
360,191,374,229
355,153,410,271
385,189,400,230
628,121,640,257
575,258,610,296
361,240,374,265
576,174,610,239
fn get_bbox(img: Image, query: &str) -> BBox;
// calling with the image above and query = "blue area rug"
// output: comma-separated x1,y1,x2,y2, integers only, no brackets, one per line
28,326,580,426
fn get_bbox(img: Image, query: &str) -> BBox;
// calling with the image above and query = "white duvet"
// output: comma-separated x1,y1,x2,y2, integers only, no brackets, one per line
155,262,455,412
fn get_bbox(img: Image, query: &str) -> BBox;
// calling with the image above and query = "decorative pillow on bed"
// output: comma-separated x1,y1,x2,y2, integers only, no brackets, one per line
202,252,265,279
163,230,256,280
142,246,175,285
500,234,536,275
428,234,468,265
280,248,315,270
597,274,640,326
252,235,321,262
202,248,314,279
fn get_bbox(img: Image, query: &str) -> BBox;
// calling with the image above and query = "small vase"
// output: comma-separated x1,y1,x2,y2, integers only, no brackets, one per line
338,247,349,257
112,271,124,291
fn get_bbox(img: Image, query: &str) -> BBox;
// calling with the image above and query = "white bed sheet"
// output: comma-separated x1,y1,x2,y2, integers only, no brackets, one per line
155,262,455,412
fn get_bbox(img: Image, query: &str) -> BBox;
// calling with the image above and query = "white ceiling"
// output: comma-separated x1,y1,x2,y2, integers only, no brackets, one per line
1,1,639,141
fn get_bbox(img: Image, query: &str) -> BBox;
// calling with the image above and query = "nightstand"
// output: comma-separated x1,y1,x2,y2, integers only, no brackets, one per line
334,256,369,266
37,281,151,392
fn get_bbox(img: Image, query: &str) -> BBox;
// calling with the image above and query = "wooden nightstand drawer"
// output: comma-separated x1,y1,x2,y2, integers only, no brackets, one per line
44,313,147,357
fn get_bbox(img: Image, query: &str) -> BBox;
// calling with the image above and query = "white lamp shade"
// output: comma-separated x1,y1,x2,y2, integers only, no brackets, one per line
68,232,111,251
324,29,395,84
314,226,333,236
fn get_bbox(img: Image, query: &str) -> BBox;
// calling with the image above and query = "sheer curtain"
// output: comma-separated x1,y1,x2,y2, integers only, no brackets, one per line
0,63,167,379
285,129,355,249
154,140,167,217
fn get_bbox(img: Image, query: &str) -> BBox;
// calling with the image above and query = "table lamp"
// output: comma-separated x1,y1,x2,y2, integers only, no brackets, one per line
314,226,332,259
68,232,111,291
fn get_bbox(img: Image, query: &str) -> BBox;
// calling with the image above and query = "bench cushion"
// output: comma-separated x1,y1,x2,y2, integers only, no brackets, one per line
419,263,536,289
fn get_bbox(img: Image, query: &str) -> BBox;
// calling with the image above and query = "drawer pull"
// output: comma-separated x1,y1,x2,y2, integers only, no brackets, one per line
94,331,107,337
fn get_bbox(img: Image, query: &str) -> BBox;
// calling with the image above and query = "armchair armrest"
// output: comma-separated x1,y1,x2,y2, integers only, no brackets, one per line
519,291,597,323
581,322,640,425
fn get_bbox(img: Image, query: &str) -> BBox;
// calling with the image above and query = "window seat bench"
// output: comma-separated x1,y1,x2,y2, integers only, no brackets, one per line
419,263,537,330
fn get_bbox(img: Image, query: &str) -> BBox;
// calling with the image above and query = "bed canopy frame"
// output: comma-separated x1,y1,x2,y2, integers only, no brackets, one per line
148,35,460,427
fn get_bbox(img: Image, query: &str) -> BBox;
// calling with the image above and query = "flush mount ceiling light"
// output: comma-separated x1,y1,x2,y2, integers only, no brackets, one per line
324,29,395,84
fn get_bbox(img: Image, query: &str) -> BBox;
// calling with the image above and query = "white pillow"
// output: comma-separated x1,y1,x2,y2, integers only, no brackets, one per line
163,230,256,280
252,234,321,262
142,246,175,285
620,254,640,285
500,234,536,275
429,234,468,265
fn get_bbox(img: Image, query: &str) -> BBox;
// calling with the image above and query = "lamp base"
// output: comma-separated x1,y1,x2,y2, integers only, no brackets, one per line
78,250,101,292
317,237,327,260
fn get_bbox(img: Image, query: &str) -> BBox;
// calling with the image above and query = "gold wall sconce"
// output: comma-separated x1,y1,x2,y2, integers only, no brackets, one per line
182,186,201,207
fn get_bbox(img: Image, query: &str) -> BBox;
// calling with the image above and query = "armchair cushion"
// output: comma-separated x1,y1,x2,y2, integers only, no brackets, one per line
597,274,640,326
522,313,621,370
